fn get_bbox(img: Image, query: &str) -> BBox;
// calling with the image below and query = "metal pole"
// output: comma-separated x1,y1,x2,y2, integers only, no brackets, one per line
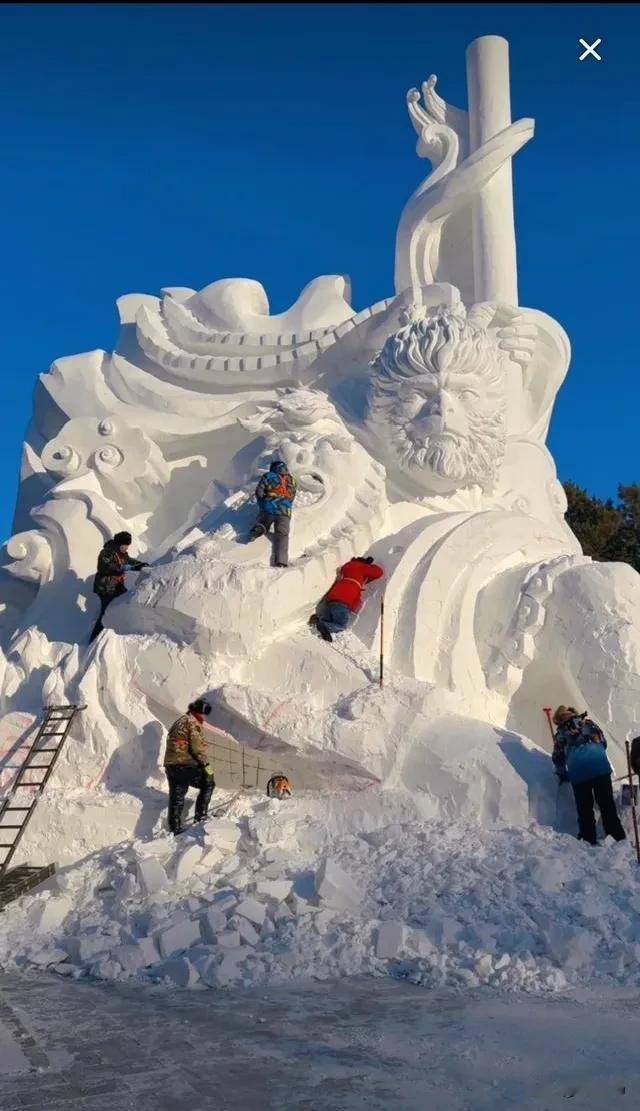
625,741,640,865
379,596,385,689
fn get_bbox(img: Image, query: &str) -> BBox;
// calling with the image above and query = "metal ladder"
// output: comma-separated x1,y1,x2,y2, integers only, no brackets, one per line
0,704,85,886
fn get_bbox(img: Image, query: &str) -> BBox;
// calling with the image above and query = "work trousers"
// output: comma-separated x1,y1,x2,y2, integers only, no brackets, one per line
165,764,215,833
572,774,626,845
251,512,291,566
90,595,113,643
316,600,352,634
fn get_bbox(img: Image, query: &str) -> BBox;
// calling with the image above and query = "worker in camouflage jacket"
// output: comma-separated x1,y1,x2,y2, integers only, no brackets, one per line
90,531,148,642
248,459,297,567
163,699,216,834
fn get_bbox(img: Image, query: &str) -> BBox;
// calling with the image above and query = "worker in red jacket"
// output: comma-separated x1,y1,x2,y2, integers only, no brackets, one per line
309,556,384,642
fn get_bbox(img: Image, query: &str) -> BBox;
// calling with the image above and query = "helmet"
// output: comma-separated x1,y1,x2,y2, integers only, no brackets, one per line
188,699,212,716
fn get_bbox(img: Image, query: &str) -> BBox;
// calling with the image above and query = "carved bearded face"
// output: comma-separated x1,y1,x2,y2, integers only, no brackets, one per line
366,305,507,494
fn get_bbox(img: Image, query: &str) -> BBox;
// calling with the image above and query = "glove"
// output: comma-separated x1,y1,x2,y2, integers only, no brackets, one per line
203,764,215,779
138,562,150,568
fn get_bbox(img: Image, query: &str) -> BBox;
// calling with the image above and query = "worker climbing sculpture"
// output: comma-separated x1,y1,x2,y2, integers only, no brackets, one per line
1,34,639,797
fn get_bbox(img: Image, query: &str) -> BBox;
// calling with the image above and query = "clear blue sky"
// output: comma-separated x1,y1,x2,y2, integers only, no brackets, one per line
1,3,638,539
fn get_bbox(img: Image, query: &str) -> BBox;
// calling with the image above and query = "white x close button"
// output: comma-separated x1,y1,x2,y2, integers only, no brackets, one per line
579,38,602,61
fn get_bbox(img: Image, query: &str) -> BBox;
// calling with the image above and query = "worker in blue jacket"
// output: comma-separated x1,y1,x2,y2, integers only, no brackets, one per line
552,705,625,845
248,459,297,567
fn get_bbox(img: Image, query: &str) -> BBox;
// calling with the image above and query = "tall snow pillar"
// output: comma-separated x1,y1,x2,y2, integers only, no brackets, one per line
466,35,519,306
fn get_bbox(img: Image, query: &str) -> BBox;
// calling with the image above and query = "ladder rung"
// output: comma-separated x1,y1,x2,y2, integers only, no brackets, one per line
3,807,32,811
0,843,17,847
24,764,53,769
0,825,23,830
15,783,44,788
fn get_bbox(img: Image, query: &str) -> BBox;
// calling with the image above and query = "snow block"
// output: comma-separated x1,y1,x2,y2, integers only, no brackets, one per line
112,938,158,973
65,935,111,964
236,897,266,926
376,921,406,960
136,859,168,896
29,896,71,933
197,846,225,871
28,948,69,967
157,916,201,959
157,957,200,988
200,908,228,943
255,880,293,902
218,854,241,876
206,820,242,849
214,950,247,986
315,858,363,911
218,930,241,949
237,918,260,946
174,844,204,883
114,874,137,904
133,838,173,861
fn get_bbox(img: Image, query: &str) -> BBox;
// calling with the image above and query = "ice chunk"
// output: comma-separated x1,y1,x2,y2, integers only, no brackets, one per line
29,896,71,933
218,930,241,948
111,938,158,973
206,820,242,849
213,950,247,986
157,916,201,959
255,880,293,902
157,957,200,988
236,897,266,926
218,854,241,876
197,846,225,871
136,859,168,896
314,858,363,911
114,874,137,904
174,844,204,883
376,921,406,960
28,947,69,967
65,935,111,964
200,908,228,943
362,824,404,849
237,918,260,947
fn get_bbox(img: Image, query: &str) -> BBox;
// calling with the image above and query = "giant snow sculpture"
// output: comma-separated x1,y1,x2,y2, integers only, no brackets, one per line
1,35,639,816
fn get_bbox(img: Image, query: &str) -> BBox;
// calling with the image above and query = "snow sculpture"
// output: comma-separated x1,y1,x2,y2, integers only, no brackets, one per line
1,32,638,848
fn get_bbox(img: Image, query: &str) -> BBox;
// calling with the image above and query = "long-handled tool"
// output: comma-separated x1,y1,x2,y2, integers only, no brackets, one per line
379,595,385,689
542,707,555,743
625,740,640,865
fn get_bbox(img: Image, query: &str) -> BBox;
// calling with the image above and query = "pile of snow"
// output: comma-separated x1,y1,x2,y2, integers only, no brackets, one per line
2,789,640,995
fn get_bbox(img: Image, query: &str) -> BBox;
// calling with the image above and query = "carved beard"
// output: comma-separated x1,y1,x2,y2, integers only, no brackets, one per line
390,405,506,490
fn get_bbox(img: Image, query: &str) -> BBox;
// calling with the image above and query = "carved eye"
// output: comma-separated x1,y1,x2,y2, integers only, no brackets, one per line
459,389,478,401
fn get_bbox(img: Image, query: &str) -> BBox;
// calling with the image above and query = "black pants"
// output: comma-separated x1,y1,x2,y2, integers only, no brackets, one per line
250,513,290,566
572,775,626,845
89,596,112,643
165,765,214,833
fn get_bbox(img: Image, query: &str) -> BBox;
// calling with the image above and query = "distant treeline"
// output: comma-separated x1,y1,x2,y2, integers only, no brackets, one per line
563,483,640,573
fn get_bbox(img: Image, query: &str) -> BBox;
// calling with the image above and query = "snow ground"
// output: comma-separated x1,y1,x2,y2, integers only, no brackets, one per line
0,971,639,1110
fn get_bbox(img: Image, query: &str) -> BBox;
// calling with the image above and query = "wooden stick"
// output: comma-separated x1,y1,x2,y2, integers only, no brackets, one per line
625,740,640,865
379,595,385,689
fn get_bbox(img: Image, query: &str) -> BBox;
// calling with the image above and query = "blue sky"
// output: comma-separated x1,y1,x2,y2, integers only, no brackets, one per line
1,3,638,539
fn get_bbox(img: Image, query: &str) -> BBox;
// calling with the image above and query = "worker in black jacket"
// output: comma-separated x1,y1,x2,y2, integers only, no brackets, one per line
90,531,148,642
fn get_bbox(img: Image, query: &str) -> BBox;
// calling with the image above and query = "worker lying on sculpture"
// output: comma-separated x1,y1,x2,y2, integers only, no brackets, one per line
309,556,384,642
248,458,297,567
552,706,626,847
90,531,148,642
163,699,216,835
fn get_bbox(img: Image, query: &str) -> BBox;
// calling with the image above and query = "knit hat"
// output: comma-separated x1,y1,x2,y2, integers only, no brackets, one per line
270,459,287,473
113,531,132,546
356,556,374,564
552,705,579,726
188,699,211,716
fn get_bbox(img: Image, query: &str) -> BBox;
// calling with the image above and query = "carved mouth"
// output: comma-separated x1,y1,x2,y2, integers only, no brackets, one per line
296,471,326,506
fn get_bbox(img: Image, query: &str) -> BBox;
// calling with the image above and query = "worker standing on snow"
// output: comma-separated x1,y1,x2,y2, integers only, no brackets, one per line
552,705,626,846
309,556,384,642
163,699,216,835
90,531,148,642
248,459,297,567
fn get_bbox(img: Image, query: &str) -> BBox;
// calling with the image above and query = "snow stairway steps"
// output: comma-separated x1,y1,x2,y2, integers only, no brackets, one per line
0,704,85,904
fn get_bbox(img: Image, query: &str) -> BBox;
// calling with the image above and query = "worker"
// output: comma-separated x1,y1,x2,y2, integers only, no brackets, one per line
90,531,148,642
309,555,384,642
552,705,626,845
163,699,216,835
248,459,297,567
